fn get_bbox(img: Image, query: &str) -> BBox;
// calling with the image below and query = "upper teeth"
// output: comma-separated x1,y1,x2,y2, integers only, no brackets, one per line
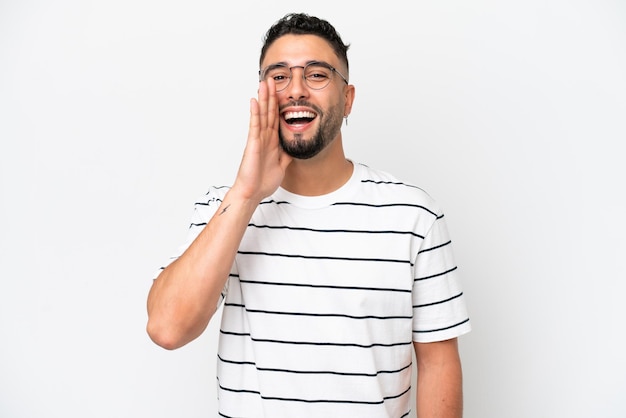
285,111,315,120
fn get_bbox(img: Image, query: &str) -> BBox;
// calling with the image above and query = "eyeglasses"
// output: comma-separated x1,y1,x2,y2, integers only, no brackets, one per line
259,61,349,92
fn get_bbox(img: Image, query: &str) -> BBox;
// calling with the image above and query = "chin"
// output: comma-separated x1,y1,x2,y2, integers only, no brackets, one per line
279,134,326,160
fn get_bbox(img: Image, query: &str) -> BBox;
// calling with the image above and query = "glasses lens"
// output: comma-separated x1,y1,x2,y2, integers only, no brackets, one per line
304,63,333,90
262,64,291,92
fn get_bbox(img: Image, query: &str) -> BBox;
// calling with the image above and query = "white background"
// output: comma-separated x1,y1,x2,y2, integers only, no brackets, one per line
1,1,625,417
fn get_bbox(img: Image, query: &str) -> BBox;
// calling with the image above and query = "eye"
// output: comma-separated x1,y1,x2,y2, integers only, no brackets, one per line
264,66,290,84
272,73,289,82
305,66,331,82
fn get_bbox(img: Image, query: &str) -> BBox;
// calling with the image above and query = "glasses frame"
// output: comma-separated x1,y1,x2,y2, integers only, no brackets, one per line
259,61,349,92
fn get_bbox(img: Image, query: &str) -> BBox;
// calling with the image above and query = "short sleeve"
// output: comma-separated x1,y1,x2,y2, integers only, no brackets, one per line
412,214,471,343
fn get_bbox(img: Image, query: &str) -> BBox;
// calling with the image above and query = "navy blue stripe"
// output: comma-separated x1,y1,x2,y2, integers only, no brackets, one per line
218,354,411,377
418,240,452,254
331,201,438,217
413,317,470,334
238,250,411,265
224,302,412,320
194,198,222,206
220,330,412,349
360,179,427,193
414,266,458,281
413,292,463,308
237,278,412,293
218,380,411,405
248,223,425,238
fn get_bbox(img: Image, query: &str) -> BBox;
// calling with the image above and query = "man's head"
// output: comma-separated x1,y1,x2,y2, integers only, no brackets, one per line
259,14,355,160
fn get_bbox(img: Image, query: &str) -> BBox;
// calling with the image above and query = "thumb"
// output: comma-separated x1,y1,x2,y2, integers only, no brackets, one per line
278,151,293,172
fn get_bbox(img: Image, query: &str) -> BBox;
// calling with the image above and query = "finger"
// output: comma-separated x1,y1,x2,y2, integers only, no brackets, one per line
279,149,293,171
266,78,278,133
257,80,269,131
248,97,260,138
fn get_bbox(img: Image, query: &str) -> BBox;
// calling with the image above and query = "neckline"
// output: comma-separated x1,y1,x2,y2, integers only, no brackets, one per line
272,162,361,209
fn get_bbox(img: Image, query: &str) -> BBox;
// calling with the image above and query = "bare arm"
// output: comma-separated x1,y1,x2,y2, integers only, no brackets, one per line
146,79,292,350
414,338,464,418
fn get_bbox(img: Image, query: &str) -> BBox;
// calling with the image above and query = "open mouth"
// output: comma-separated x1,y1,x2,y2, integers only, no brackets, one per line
283,110,317,125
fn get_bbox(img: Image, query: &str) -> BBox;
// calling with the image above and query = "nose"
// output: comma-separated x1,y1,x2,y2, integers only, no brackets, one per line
285,66,309,99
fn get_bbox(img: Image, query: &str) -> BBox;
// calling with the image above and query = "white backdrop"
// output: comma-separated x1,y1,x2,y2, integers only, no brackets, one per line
1,1,625,417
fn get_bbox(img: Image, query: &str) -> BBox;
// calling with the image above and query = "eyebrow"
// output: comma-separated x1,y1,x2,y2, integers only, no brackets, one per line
261,60,334,71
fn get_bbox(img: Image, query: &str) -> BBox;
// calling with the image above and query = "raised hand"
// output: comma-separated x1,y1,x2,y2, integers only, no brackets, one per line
147,81,292,350
232,78,293,203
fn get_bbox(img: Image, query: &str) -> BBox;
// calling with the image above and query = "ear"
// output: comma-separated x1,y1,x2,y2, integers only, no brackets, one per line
342,84,356,117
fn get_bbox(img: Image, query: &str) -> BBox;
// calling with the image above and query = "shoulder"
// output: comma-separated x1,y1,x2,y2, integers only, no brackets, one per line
193,185,231,207
354,163,443,217
186,185,231,224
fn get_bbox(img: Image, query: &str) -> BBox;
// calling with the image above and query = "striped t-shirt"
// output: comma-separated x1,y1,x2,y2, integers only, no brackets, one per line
165,162,471,417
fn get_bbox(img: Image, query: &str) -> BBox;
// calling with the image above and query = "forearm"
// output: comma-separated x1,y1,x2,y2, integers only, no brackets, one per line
415,339,463,418
146,189,259,349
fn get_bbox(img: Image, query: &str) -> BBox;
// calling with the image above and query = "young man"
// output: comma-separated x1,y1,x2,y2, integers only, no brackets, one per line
147,13,470,418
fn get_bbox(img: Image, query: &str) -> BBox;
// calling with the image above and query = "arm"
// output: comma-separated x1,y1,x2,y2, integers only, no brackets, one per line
146,79,292,350
413,338,464,418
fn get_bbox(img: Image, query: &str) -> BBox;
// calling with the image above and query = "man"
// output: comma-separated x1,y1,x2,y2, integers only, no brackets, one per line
147,13,470,418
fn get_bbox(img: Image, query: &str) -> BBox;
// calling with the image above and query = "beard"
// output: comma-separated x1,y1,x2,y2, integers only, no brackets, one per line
279,102,343,160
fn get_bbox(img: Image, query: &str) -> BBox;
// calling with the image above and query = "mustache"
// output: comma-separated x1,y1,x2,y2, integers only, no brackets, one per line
279,100,322,114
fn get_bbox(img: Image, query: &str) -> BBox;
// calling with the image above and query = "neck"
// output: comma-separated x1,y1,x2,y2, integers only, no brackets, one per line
280,138,353,196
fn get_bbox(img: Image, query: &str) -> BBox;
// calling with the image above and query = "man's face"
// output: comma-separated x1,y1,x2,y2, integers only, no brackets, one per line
260,34,352,159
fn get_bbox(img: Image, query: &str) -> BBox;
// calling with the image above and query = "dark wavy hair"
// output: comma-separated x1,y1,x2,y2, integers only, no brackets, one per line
259,13,350,72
